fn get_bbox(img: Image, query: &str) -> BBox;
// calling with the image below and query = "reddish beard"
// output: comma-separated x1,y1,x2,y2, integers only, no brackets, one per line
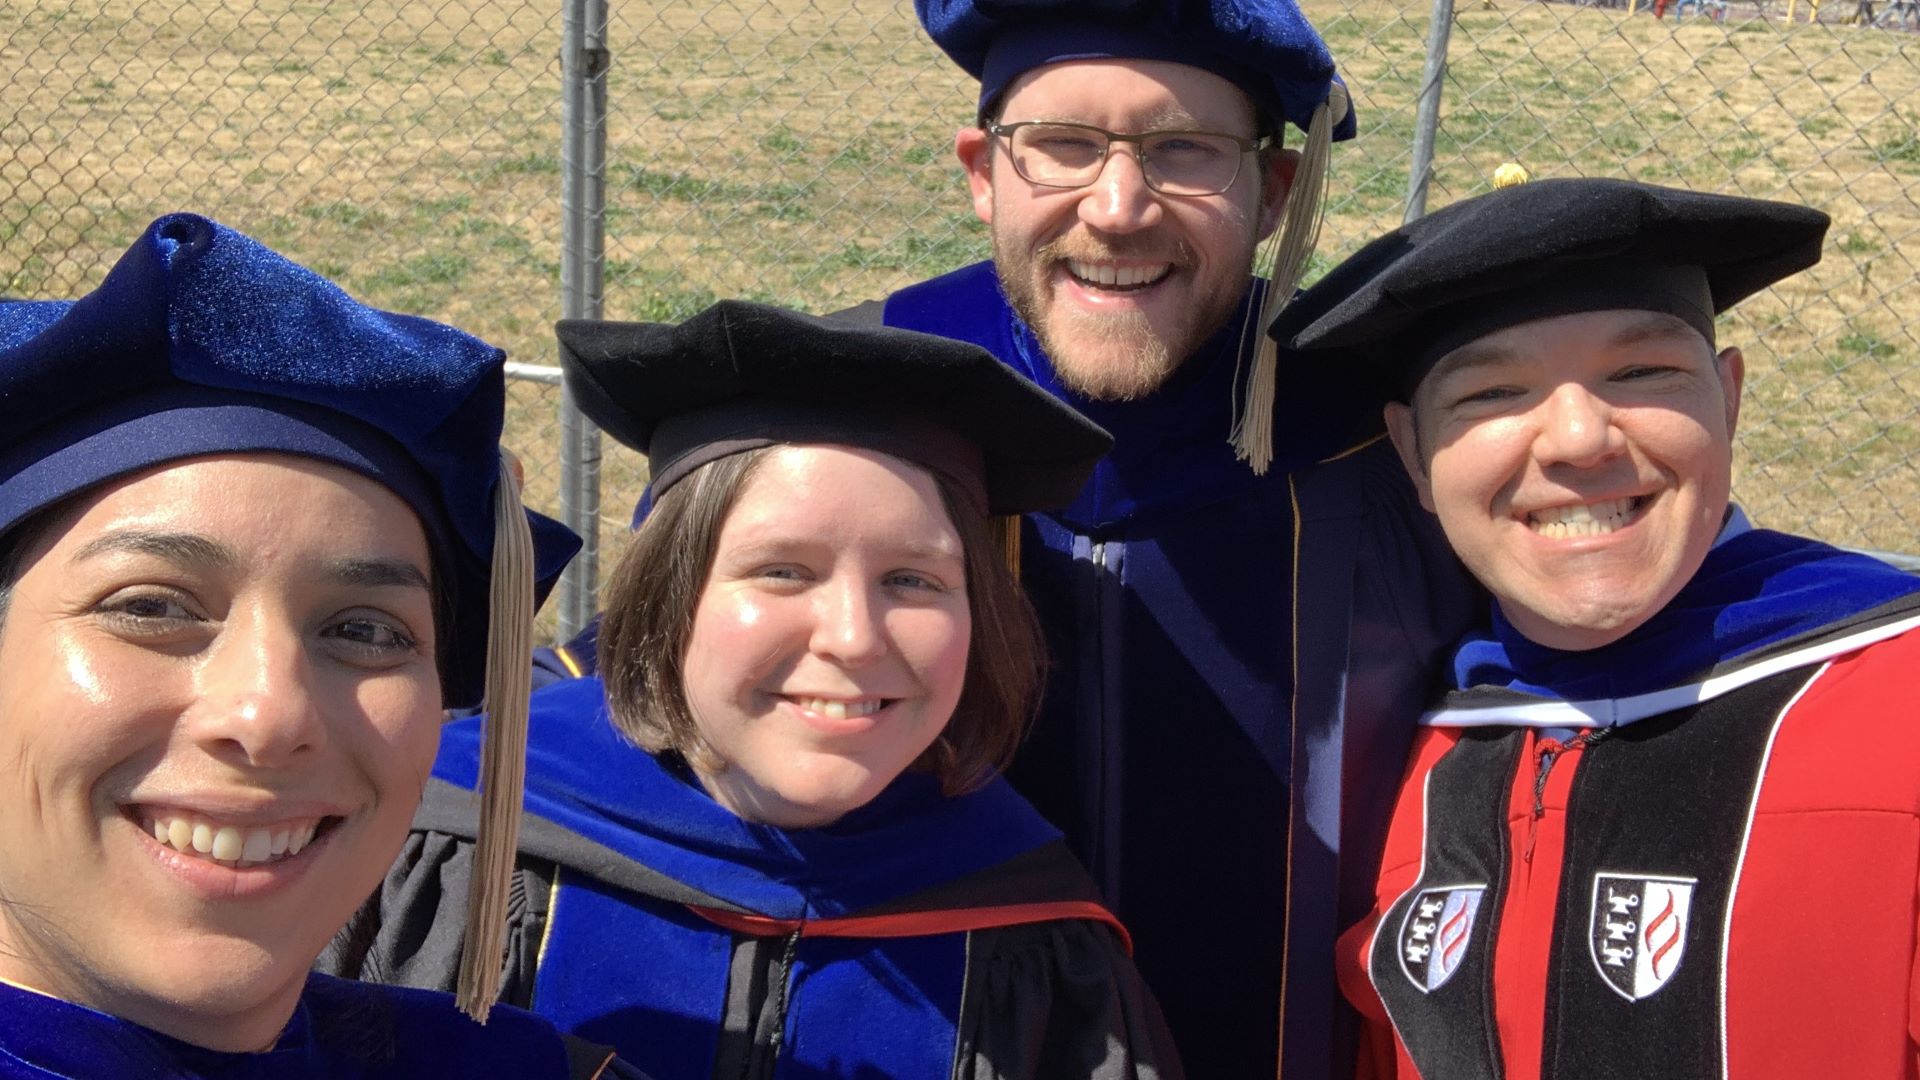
995,230,1250,402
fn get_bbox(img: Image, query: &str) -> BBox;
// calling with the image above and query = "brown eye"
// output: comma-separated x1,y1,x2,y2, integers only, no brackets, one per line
323,614,418,657
97,591,198,629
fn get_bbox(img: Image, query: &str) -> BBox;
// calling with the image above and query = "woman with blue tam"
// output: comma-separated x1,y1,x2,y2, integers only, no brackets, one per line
325,301,1186,1079
0,213,652,1078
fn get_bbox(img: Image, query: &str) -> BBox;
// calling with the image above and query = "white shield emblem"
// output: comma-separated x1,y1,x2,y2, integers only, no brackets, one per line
1396,885,1485,993
1588,872,1696,1001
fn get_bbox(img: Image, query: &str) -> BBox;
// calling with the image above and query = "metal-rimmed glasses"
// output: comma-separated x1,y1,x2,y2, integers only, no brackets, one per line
986,120,1271,197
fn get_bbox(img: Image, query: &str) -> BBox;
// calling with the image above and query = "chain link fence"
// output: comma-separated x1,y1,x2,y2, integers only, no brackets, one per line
7,0,1919,633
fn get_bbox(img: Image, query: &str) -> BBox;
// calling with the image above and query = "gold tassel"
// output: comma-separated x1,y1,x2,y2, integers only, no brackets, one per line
455,449,536,1023
990,514,1022,578
1231,84,1345,474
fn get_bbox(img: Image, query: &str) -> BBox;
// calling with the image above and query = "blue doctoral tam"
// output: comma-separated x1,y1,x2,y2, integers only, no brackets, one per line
915,0,1357,139
0,212,579,708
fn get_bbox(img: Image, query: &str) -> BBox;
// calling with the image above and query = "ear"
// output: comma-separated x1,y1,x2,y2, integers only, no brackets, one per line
1255,147,1300,242
1384,401,1436,514
1715,345,1745,437
956,127,995,226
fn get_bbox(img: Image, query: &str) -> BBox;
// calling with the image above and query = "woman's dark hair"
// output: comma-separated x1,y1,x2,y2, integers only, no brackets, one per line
597,446,1044,796
0,503,64,628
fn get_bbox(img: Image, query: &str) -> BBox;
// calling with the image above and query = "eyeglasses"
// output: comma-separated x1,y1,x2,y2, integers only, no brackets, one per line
986,120,1270,197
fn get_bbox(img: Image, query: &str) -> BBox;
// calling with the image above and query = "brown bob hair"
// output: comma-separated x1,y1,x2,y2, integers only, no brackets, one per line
597,445,1044,797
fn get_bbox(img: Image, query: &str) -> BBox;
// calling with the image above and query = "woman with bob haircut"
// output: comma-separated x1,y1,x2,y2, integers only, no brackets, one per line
0,214,650,1079
326,301,1185,1079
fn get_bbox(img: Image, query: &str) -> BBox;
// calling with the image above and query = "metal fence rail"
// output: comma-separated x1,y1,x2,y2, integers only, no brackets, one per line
6,0,1918,629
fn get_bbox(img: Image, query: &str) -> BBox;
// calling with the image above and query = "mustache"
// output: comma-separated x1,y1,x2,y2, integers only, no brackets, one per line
1036,233,1196,269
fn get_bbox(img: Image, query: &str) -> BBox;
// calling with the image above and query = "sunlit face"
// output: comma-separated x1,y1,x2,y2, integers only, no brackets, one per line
956,58,1293,400
680,445,972,829
0,455,441,1051
1386,310,1744,651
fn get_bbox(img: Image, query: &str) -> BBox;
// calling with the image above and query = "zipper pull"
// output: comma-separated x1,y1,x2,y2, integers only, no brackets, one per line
1523,737,1565,864
764,928,802,1063
1521,729,1613,864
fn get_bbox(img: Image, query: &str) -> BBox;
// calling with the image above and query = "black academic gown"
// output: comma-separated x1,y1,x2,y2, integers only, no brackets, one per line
324,677,1181,1080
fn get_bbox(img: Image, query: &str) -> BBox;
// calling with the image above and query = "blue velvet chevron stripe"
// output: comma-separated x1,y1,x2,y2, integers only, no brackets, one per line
0,974,578,1078
432,678,1060,919
430,677,1059,1077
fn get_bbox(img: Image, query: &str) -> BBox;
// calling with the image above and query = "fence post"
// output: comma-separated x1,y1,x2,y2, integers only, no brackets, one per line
1405,0,1457,223
556,0,610,642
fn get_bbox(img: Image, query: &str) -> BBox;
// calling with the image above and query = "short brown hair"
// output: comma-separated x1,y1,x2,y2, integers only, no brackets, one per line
598,447,1043,796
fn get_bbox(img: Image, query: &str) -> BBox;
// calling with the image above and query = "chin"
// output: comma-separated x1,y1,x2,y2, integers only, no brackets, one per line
1525,600,1658,652
158,934,301,999
1044,329,1181,401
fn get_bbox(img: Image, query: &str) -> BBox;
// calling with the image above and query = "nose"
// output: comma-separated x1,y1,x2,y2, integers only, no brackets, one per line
810,578,888,668
184,611,326,769
1076,146,1164,235
1533,383,1627,469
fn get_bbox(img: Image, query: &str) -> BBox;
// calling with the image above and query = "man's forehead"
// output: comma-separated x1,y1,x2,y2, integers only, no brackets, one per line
996,57,1257,130
1425,310,1710,385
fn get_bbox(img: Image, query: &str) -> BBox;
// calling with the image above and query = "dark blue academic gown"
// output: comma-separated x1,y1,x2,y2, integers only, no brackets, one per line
867,262,1478,1079
326,677,1182,1079
0,971,641,1079
526,262,1475,1078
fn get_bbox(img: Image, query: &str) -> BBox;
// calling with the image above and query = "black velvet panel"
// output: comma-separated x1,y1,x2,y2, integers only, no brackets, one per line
1370,728,1525,1080
1542,669,1815,1080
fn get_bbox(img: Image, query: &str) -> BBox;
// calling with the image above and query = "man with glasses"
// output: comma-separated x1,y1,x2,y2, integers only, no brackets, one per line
834,2,1480,1076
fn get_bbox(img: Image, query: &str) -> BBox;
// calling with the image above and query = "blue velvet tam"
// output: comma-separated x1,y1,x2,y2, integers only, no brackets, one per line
0,213,579,708
914,0,1356,140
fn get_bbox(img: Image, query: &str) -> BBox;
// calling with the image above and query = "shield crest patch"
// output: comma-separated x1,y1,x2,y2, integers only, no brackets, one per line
1588,872,1696,1001
1396,884,1485,993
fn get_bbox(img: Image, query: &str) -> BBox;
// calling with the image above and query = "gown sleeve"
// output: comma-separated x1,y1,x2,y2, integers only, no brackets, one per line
954,917,1186,1080
316,827,554,1010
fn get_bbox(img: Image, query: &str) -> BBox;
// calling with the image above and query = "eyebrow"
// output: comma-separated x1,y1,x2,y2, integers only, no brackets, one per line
1427,340,1522,383
1024,107,1218,132
722,537,964,565
1138,105,1208,130
888,542,965,565
326,557,432,592
71,530,429,592
1606,312,1704,349
72,530,238,571
1430,312,1707,385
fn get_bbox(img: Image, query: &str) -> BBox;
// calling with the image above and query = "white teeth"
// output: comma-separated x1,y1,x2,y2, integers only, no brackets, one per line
211,827,244,861
796,697,883,720
241,829,272,863
146,813,322,868
1066,260,1171,288
1529,497,1640,539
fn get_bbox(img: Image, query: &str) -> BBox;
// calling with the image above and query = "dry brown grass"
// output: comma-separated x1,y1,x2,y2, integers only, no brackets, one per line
5,0,1920,588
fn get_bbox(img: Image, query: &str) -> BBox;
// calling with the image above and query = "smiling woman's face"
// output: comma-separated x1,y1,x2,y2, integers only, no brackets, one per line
679,445,973,829
0,454,441,1052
